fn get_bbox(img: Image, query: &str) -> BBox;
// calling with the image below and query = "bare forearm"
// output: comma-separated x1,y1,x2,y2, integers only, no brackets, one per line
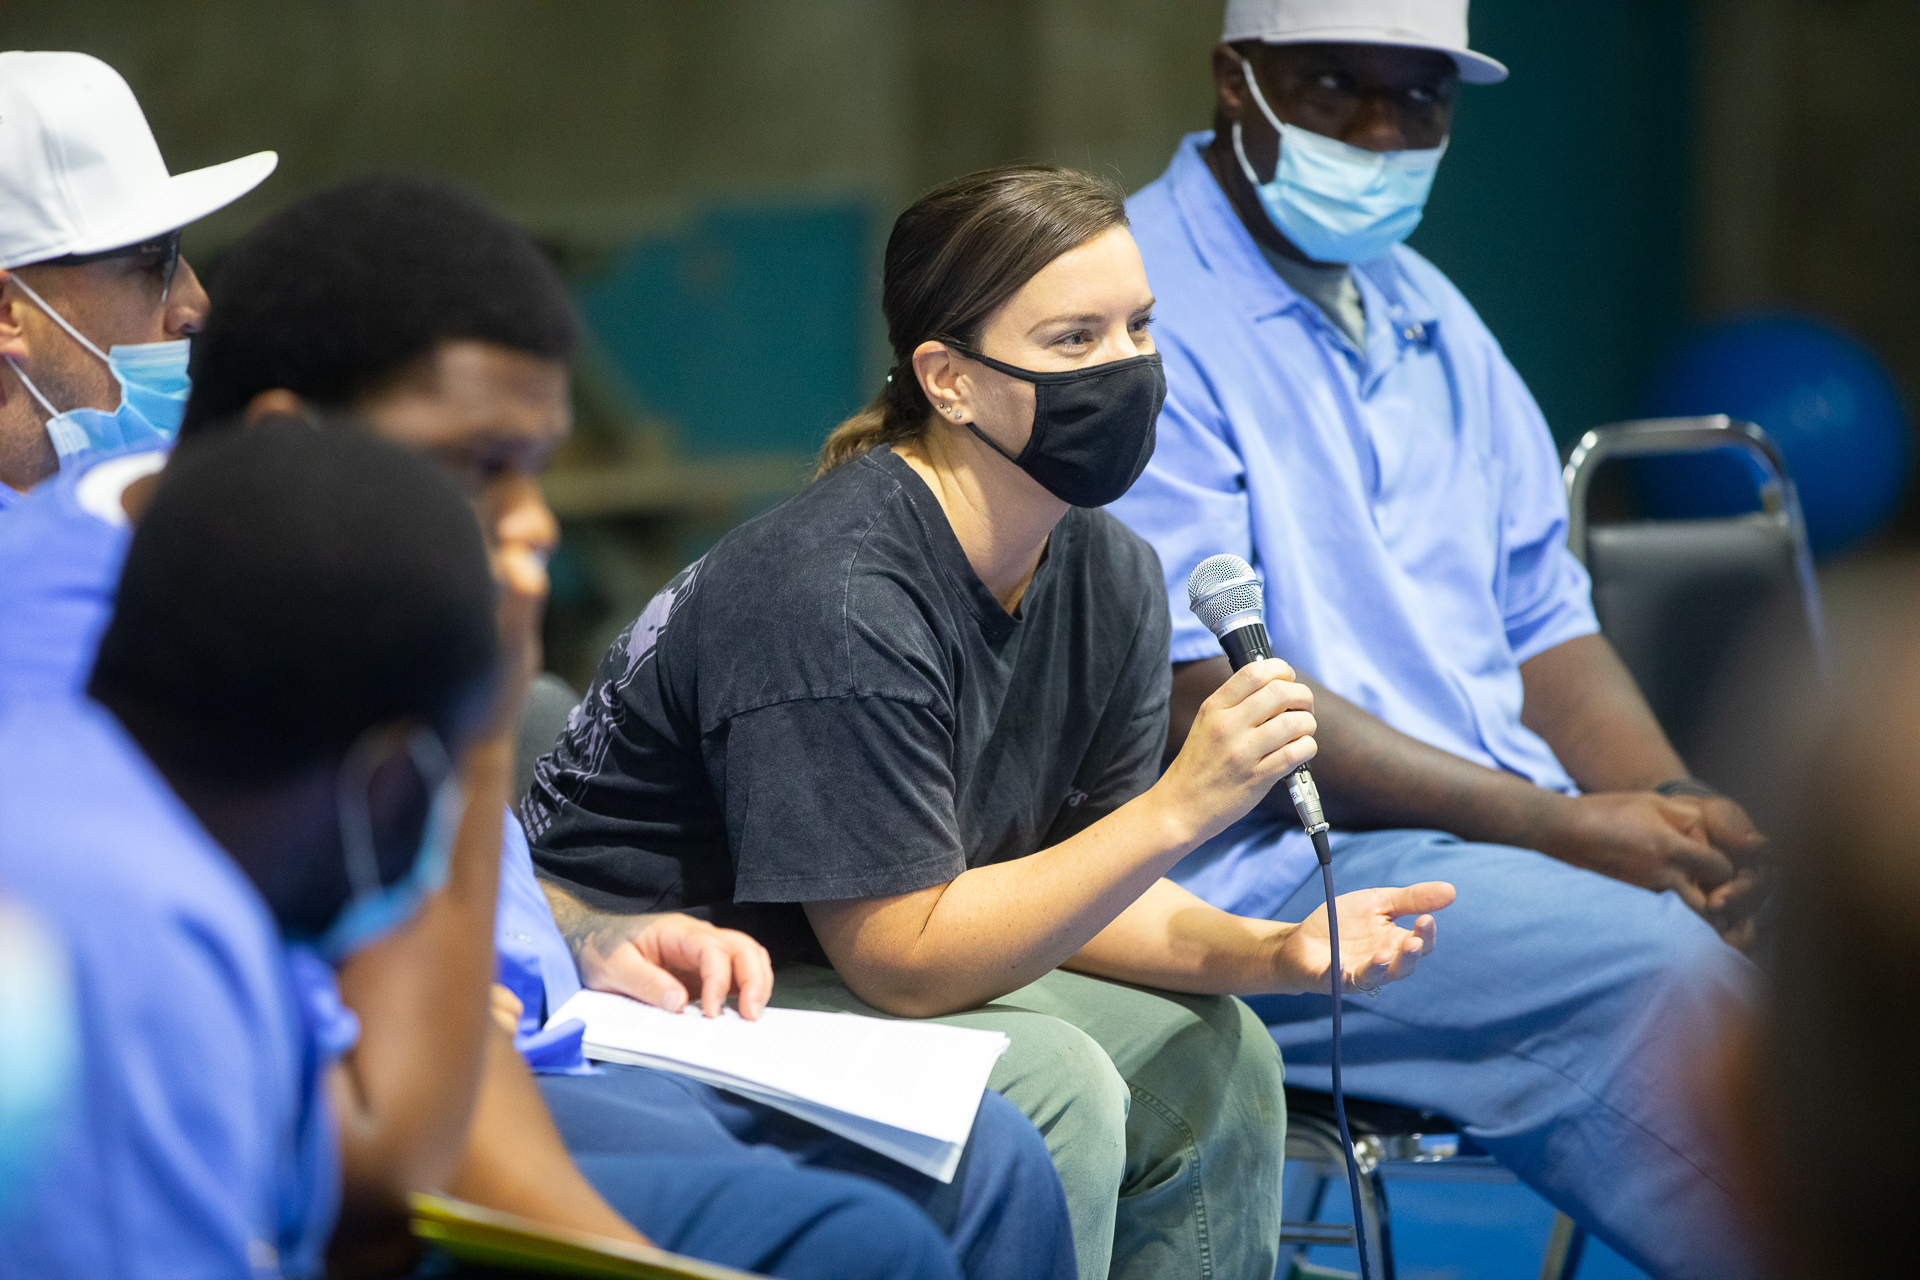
325,1065,416,1275
544,883,648,969
818,659,1319,1017
1293,676,1562,843
335,736,510,1198
812,787,1206,1017
448,1028,646,1246
1067,878,1292,994
1175,656,1565,849
1519,633,1685,792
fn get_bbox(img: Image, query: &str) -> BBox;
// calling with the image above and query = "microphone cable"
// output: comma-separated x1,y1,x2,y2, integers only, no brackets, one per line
1290,768,1375,1280
1188,555,1374,1280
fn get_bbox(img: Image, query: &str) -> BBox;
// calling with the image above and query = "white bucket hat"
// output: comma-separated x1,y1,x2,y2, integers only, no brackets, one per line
1222,0,1508,85
0,51,277,271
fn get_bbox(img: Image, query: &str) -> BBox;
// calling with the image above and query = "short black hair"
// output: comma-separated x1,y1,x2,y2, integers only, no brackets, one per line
180,175,576,434
89,419,498,783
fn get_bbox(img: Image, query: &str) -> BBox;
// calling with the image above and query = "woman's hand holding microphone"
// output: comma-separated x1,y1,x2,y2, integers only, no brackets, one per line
1147,655,1454,997
1152,656,1318,846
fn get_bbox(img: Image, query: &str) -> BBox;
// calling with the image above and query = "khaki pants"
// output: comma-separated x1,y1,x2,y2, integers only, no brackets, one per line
770,965,1287,1280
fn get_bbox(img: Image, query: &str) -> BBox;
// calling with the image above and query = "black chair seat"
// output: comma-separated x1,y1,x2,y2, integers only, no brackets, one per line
1285,1086,1456,1136
513,672,582,806
1586,514,1801,760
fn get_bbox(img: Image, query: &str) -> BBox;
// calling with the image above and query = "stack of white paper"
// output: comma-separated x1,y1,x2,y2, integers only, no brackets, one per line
547,990,1010,1183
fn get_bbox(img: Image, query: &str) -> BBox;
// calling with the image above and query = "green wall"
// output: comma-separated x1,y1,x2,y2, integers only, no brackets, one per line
1410,1,1694,444
5,0,1693,451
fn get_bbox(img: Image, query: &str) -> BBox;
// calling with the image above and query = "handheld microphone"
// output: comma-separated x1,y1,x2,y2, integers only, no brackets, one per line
1185,553,1375,1280
1186,555,1329,845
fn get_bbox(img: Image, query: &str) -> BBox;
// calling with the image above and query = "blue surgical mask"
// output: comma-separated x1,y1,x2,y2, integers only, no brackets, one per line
5,275,190,467
313,728,461,964
1232,57,1447,265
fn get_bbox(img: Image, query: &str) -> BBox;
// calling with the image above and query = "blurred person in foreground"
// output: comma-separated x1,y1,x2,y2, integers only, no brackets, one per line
1700,566,1920,1278
1106,2,1763,1273
0,425,501,1276
0,894,76,1224
0,51,274,503
0,175,1069,1279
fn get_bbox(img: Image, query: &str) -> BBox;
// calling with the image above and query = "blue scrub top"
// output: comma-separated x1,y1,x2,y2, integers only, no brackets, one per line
1110,134,1599,901
495,809,590,1073
0,698,353,1278
0,443,164,711
0,446,591,1074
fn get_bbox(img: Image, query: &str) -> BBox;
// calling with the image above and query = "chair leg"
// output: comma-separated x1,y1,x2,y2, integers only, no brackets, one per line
1366,1168,1395,1280
1564,1223,1587,1278
1538,1212,1588,1280
1282,1116,1393,1278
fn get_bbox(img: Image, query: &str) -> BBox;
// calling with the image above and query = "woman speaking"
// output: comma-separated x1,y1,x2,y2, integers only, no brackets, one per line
526,165,1453,1280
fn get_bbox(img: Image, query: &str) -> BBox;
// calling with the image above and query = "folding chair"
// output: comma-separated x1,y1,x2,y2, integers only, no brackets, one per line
513,671,583,806
1562,415,1826,761
1282,1089,1587,1280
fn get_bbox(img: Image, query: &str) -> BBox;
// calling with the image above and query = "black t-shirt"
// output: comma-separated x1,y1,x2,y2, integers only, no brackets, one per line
523,447,1173,961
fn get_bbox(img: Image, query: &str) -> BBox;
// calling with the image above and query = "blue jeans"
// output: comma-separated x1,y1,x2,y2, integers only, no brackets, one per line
1182,821,1759,1280
567,1153,957,1280
540,1063,1076,1280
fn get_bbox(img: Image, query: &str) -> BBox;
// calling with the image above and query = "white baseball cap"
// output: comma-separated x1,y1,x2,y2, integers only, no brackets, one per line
1222,0,1508,85
0,51,277,270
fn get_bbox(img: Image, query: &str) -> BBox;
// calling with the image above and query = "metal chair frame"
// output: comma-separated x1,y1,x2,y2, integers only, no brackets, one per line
1281,1098,1587,1280
1561,414,1827,672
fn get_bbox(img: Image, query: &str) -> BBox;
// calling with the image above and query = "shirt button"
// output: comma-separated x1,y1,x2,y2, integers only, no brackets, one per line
1402,323,1425,342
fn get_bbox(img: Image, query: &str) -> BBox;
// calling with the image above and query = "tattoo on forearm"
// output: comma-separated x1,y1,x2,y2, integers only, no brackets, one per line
540,883,652,967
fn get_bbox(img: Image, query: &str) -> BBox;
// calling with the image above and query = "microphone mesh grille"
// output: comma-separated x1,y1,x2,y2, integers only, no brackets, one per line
1194,583,1264,636
1187,553,1252,603
1186,554,1266,638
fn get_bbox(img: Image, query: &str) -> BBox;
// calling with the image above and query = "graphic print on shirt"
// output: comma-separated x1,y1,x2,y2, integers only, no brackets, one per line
520,557,702,841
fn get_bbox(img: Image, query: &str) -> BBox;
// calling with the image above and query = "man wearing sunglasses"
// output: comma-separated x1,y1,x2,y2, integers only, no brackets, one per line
0,51,276,506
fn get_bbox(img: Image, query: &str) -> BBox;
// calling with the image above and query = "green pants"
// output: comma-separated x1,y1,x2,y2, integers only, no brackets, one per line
770,965,1287,1280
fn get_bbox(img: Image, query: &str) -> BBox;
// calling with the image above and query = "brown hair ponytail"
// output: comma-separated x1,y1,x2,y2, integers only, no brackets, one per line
817,163,1128,477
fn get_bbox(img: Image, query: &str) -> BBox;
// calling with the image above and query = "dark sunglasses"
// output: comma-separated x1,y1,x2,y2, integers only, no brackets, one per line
44,228,182,301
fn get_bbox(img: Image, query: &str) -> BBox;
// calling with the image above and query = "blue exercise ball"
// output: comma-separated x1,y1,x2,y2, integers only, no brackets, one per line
1638,315,1910,557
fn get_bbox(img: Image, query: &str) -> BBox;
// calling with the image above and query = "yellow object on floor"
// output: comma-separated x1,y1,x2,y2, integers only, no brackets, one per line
410,1193,762,1279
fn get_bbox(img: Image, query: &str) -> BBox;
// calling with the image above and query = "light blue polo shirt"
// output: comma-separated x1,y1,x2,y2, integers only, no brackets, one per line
0,444,166,711
495,810,589,1073
0,697,352,1278
0,446,590,1074
1110,133,1599,907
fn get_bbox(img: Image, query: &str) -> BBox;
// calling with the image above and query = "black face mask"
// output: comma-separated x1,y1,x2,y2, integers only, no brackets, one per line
954,347,1166,508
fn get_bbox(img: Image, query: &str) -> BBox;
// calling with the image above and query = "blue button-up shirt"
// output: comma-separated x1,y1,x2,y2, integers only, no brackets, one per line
1110,134,1598,904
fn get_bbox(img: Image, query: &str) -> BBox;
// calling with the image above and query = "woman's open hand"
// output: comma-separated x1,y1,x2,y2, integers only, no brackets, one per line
1272,882,1455,996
